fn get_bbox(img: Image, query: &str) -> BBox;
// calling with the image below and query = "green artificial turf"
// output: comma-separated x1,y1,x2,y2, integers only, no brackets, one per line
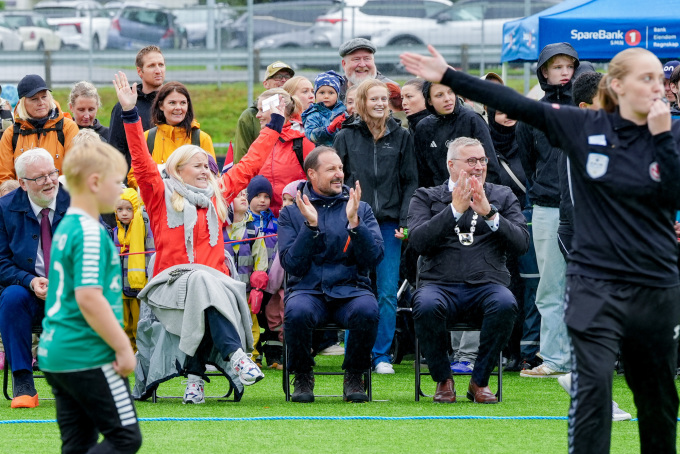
2,355,676,453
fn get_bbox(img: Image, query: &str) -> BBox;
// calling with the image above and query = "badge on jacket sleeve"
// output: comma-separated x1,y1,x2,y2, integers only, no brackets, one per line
586,153,609,179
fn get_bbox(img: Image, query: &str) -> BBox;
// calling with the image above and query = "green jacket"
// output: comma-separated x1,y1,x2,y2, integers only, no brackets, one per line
233,102,259,164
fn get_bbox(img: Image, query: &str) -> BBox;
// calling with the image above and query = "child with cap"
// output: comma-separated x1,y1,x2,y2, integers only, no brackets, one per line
224,189,270,367
113,188,154,352
301,70,347,146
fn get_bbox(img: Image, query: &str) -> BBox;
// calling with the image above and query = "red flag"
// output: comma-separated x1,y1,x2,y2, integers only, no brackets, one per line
222,141,234,173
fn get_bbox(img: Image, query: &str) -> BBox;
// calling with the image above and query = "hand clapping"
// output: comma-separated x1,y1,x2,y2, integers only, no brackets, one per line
346,181,361,229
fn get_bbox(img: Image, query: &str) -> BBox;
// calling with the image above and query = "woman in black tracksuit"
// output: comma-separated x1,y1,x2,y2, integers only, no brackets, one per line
334,78,418,374
401,46,680,454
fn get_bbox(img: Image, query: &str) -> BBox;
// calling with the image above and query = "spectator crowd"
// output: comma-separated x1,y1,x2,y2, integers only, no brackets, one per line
0,35,679,454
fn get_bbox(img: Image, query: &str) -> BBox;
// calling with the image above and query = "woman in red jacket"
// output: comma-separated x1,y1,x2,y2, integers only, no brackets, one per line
114,72,285,404
254,88,315,216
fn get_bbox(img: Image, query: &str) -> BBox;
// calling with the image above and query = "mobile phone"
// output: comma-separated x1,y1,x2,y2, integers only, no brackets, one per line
262,94,280,112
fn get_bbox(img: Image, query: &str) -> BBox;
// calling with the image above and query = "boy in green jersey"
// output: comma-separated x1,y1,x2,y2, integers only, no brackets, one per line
38,141,142,453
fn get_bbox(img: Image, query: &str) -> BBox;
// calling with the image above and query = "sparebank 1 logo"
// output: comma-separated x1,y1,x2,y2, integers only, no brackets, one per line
625,29,642,46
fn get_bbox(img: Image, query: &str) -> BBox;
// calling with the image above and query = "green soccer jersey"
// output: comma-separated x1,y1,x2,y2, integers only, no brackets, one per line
38,208,124,372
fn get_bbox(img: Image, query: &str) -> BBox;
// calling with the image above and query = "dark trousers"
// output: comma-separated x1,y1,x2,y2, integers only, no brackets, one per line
45,364,142,454
413,283,517,386
184,307,243,376
0,285,43,374
566,275,680,454
284,292,379,374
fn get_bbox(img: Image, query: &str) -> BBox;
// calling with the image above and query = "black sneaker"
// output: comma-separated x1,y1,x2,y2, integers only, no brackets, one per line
343,372,368,403
291,372,315,403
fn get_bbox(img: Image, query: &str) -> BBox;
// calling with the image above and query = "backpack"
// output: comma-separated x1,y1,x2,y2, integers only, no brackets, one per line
12,118,65,151
283,136,304,170
146,126,201,153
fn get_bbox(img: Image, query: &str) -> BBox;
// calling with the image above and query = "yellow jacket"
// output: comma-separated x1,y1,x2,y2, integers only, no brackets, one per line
127,119,215,190
0,102,79,183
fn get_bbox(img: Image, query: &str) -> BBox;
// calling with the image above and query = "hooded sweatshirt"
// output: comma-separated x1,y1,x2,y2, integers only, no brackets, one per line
516,42,580,207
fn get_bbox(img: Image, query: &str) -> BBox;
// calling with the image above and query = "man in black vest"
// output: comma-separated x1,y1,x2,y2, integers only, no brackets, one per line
408,137,529,404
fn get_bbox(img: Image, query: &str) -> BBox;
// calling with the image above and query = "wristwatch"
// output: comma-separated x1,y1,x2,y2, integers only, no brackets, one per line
483,204,498,220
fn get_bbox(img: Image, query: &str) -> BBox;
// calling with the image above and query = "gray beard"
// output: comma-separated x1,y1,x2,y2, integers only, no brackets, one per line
347,71,377,86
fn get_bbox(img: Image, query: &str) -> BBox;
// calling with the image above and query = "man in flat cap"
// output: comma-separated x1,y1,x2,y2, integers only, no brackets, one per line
338,38,395,100
233,61,295,164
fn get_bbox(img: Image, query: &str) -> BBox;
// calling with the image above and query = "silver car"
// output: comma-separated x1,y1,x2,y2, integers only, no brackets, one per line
0,17,23,51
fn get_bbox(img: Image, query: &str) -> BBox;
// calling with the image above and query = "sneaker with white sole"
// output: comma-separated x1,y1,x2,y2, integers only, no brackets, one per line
318,343,345,356
231,349,265,386
182,378,205,404
374,362,395,374
520,363,567,378
557,372,572,393
612,401,632,421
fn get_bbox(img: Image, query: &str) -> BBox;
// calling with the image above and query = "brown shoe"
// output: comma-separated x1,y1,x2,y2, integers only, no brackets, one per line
467,379,498,404
433,378,456,403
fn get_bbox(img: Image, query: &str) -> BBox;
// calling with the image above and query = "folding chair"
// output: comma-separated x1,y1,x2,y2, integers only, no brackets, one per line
3,325,47,401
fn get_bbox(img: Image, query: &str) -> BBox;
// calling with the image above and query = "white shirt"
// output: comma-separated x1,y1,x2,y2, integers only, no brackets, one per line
29,195,57,278
448,178,499,231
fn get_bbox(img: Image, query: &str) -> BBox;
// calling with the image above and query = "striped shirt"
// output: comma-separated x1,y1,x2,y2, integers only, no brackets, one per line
38,208,124,372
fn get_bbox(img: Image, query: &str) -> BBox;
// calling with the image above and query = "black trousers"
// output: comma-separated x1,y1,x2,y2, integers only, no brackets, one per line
45,364,142,454
413,283,517,386
566,275,680,454
184,307,243,376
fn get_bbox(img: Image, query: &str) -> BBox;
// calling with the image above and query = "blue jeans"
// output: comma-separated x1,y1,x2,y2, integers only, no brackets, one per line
372,221,401,367
532,205,570,371
0,285,43,374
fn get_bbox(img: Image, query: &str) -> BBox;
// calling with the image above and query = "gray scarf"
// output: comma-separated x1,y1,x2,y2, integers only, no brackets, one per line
164,177,219,263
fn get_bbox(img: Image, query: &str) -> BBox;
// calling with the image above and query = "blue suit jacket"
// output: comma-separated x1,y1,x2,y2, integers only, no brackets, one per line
0,186,70,291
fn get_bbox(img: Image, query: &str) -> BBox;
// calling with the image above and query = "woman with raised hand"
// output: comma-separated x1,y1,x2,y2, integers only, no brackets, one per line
113,71,285,404
401,45,680,454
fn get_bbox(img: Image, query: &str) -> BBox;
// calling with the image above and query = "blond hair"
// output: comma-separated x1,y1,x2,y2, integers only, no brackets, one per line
599,48,659,113
165,144,228,222
62,142,127,194
259,88,302,118
356,79,389,141
283,76,311,97
71,128,102,146
0,179,20,196
15,92,57,121
68,81,102,109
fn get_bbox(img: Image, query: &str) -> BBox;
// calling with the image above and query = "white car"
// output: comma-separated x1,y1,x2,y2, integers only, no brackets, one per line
311,0,559,50
34,0,111,50
0,18,23,51
1,12,64,51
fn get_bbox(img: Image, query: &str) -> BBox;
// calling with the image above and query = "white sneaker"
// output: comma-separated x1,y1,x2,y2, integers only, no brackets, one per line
231,349,265,386
557,372,572,394
520,363,567,378
374,362,395,374
319,343,345,356
182,378,205,404
612,401,632,421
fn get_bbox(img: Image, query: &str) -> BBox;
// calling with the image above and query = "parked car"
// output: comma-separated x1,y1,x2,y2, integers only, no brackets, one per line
0,17,23,51
107,3,188,50
34,0,111,50
228,0,334,48
0,12,64,51
103,1,124,18
172,5,237,48
311,0,560,49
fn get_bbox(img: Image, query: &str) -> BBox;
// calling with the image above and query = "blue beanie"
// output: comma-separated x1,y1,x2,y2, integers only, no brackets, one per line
314,70,342,96
247,175,273,203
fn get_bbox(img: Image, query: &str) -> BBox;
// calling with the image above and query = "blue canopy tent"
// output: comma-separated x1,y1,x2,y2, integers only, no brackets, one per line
539,0,680,60
502,0,591,62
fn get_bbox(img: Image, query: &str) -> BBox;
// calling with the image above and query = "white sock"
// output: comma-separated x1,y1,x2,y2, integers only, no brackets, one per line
231,348,245,363
187,374,201,383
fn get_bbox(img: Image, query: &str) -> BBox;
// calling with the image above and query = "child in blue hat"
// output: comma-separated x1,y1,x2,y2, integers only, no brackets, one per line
301,70,347,146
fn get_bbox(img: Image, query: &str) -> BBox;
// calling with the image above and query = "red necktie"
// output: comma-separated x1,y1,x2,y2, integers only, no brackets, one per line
40,208,52,278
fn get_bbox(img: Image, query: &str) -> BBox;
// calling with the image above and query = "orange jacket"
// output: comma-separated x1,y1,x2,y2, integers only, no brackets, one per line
0,102,79,183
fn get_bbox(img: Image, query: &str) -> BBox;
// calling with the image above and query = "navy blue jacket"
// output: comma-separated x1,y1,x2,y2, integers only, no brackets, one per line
278,181,384,299
0,186,70,290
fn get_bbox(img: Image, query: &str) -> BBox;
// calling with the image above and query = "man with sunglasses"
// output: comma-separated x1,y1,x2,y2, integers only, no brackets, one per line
407,137,529,404
0,148,70,408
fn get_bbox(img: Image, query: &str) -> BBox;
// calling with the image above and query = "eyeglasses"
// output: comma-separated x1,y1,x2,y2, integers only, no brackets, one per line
22,169,59,186
455,157,489,167
270,74,291,82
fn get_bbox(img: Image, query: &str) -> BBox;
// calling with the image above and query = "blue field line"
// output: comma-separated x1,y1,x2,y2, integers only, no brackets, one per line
0,415,654,424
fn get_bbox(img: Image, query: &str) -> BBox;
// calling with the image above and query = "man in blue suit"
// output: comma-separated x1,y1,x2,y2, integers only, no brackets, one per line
278,146,383,404
0,148,70,408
